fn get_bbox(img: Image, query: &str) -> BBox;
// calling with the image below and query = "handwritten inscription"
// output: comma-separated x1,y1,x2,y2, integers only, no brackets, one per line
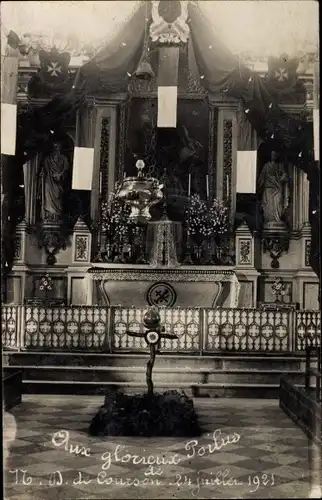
185,430,241,458
52,430,91,457
9,468,275,494
7,429,275,495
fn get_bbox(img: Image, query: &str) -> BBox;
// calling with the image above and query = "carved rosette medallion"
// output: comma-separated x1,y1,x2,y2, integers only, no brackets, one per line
149,1,190,45
147,282,177,307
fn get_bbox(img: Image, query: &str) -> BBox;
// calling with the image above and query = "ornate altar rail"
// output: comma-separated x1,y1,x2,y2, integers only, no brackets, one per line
1,305,320,353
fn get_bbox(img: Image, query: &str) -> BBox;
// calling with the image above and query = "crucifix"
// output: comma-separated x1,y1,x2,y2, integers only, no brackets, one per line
126,307,177,395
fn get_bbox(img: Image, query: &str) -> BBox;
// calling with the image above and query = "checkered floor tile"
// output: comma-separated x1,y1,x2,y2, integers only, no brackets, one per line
3,396,321,499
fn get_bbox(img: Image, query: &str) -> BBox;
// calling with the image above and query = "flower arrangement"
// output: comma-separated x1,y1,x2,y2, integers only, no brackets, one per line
185,194,211,242
100,192,131,244
208,198,229,236
39,273,53,292
185,195,229,242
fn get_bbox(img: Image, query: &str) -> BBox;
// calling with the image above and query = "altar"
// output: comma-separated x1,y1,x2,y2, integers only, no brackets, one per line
87,264,240,308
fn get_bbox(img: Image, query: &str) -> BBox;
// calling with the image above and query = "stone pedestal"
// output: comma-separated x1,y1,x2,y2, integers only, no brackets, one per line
234,223,260,307
8,221,28,304
67,217,93,305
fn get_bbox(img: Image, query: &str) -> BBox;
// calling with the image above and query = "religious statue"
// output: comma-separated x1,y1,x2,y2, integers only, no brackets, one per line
257,150,288,225
38,142,70,221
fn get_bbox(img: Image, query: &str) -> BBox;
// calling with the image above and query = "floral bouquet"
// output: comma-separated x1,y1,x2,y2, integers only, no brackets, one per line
208,198,229,238
185,194,211,244
39,273,53,292
100,192,131,245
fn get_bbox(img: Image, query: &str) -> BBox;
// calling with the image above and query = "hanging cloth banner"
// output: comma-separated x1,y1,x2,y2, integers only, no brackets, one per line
1,31,20,156
236,105,258,194
157,46,179,128
236,151,257,194
72,105,96,190
313,62,319,162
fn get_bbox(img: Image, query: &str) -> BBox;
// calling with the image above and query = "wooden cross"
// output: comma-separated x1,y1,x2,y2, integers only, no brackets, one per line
127,320,177,395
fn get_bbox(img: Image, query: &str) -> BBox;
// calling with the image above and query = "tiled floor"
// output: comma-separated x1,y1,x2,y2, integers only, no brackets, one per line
3,395,321,499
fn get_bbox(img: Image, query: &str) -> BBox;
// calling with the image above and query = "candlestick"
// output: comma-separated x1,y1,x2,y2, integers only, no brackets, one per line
188,173,191,197
206,174,209,200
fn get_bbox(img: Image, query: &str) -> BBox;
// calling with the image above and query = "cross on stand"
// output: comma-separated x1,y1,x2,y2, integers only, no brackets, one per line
126,308,177,395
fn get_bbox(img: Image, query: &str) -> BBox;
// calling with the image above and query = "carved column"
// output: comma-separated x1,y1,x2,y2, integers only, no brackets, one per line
90,104,118,223
215,105,238,222
208,104,217,200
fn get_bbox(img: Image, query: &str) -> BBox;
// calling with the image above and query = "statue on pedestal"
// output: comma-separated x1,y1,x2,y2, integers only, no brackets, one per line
38,142,70,222
257,150,288,226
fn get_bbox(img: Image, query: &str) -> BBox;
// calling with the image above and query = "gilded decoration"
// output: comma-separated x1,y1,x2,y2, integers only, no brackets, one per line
223,119,233,210
99,117,110,199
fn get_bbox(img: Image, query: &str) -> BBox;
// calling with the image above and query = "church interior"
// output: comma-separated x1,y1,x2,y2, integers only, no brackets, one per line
1,1,321,499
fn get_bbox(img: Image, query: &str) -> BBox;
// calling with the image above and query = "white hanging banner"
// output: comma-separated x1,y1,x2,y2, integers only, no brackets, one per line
236,150,257,193
72,147,94,190
157,86,177,128
313,109,319,162
1,103,17,156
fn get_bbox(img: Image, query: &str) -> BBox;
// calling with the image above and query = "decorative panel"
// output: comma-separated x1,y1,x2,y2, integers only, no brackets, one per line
112,306,200,352
99,117,110,200
263,281,292,304
205,308,290,352
24,306,109,350
13,234,22,260
74,235,90,262
237,238,253,266
223,119,233,207
2,305,20,348
295,310,321,350
305,239,311,267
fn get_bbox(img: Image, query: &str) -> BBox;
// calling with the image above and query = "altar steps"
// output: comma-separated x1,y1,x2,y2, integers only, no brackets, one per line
4,351,317,398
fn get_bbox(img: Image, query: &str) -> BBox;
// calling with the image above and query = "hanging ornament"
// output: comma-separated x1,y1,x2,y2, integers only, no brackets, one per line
133,5,155,80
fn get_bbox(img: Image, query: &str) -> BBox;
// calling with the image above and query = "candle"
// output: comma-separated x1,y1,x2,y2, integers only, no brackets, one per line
226,175,229,199
124,172,126,179
206,174,209,200
99,172,102,193
188,173,191,197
